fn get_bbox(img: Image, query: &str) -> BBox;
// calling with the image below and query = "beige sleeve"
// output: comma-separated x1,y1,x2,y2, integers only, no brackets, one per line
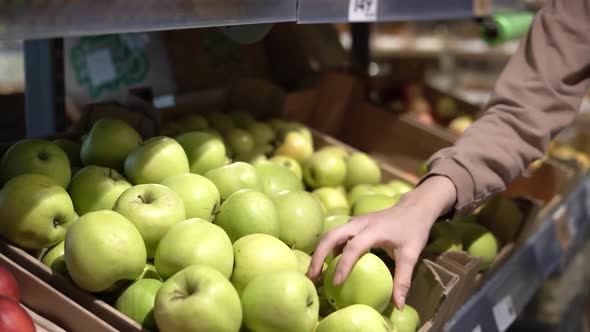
422,0,590,215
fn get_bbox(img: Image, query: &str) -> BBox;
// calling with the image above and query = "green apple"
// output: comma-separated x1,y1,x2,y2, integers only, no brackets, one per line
450,214,478,224
436,97,458,119
154,219,234,279
124,137,190,184
0,138,71,188
235,145,270,164
303,151,347,189
324,253,393,313
477,195,523,241
416,161,429,177
345,153,381,189
68,165,132,216
324,215,350,234
373,185,399,198
161,173,220,221
154,265,242,332
205,162,260,200
0,174,77,249
181,114,209,131
387,180,413,196
279,123,313,144
231,234,299,294
453,223,499,270
176,131,227,175
53,138,82,167
269,118,288,134
390,304,420,332
214,189,279,242
224,128,255,156
347,184,379,206
228,110,256,129
448,116,473,136
316,304,391,332
274,190,325,254
248,121,275,146
65,210,146,292
116,278,162,330
294,249,313,274
318,146,349,159
137,263,162,281
313,187,350,216
80,118,143,170
241,271,319,332
206,111,235,134
275,131,314,163
424,222,462,256
255,161,303,198
352,194,399,216
42,241,67,275
270,155,302,179
113,184,186,258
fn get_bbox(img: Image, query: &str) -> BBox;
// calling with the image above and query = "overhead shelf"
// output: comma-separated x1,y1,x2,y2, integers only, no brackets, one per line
297,0,476,24
0,0,296,40
445,174,590,332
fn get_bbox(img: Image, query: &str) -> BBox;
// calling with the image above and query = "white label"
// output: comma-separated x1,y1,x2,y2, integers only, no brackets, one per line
348,0,378,22
85,49,116,87
493,296,517,331
472,326,483,332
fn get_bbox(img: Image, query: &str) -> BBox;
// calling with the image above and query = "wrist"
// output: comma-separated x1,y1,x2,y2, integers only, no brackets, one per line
403,175,457,221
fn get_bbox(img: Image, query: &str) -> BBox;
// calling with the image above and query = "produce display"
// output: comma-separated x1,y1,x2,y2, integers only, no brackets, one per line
0,109,421,332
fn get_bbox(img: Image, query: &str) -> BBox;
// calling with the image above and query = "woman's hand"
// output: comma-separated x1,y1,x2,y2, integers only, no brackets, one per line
307,175,457,310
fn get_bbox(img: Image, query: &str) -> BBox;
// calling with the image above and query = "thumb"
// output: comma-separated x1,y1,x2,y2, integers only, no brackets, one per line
393,250,419,310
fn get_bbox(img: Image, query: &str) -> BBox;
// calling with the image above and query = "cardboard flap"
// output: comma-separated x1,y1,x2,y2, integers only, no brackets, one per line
0,253,117,332
407,259,460,332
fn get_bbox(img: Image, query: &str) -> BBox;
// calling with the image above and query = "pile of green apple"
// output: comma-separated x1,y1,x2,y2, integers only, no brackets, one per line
423,195,524,271
0,110,420,332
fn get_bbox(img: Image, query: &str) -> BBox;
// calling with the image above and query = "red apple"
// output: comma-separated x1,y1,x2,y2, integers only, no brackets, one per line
0,296,35,332
0,266,19,302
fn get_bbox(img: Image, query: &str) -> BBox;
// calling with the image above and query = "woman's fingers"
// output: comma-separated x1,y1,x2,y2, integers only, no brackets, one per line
392,249,420,310
307,220,365,281
332,231,377,284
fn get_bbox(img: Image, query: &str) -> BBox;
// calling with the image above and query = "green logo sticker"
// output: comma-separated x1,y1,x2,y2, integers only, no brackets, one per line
70,34,150,99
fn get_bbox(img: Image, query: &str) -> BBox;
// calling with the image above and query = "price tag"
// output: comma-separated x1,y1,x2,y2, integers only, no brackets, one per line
348,0,378,22
493,296,517,331
472,325,483,332
85,49,117,87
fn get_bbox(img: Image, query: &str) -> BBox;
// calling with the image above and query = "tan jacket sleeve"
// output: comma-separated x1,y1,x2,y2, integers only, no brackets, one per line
422,0,590,215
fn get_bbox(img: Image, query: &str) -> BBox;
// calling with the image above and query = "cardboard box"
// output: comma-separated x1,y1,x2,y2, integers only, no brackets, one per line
0,252,118,332
407,259,460,332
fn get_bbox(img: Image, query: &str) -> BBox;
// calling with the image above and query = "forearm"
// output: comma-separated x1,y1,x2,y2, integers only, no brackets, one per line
423,0,590,215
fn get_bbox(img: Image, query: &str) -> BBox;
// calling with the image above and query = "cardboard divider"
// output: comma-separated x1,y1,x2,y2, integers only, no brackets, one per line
0,241,144,331
0,252,118,332
407,259,460,332
435,251,481,319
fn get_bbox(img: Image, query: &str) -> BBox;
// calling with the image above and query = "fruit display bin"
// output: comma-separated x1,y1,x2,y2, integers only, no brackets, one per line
0,77,464,331
0,252,116,332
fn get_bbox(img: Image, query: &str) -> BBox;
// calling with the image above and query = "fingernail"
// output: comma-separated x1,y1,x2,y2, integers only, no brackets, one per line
396,295,406,310
334,272,342,285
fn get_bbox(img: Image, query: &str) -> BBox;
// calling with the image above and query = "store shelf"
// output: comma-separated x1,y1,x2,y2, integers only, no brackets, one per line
445,174,590,332
297,0,475,24
0,0,296,40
